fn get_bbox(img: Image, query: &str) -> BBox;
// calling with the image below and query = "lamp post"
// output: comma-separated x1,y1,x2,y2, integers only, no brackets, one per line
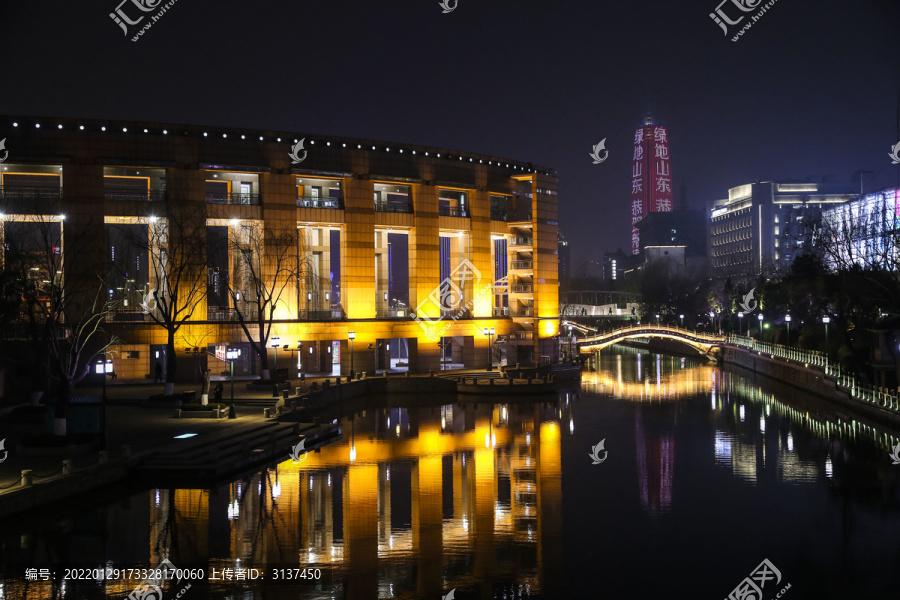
679,314,684,329
785,314,791,345
95,358,112,451
270,336,280,375
709,311,716,334
822,316,830,352
738,311,744,337
757,313,764,339
226,347,240,418
656,314,660,327
348,331,356,378
483,326,495,370
307,292,312,318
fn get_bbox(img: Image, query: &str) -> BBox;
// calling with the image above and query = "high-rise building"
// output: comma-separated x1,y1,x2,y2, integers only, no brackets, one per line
820,188,900,270
630,115,674,255
708,181,856,282
557,231,570,282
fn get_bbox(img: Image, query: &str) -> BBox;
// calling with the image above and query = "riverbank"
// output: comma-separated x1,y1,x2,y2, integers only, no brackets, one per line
722,345,900,430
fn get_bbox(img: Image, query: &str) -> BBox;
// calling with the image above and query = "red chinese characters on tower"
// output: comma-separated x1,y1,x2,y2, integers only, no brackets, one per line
630,122,674,255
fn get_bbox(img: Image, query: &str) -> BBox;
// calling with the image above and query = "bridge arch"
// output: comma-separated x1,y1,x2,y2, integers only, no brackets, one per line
576,325,725,360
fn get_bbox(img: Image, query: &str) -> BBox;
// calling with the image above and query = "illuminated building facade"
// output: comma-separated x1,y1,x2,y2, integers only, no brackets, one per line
630,115,673,255
708,181,856,282
819,188,900,270
0,116,560,378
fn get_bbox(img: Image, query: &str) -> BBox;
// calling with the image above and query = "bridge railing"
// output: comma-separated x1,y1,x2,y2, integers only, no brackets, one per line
578,324,725,345
725,335,900,414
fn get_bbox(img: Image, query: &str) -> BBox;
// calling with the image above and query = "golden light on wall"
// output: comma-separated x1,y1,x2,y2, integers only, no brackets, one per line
538,318,559,338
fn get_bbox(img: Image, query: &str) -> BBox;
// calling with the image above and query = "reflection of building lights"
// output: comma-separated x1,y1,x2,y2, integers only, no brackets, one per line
272,481,281,499
526,433,531,445
739,405,746,422
349,445,357,462
825,457,833,478
525,456,530,467
759,416,766,433
154,489,160,507
491,433,496,447
227,499,239,520
395,424,400,436
386,467,390,481
462,516,468,532
569,418,574,434
787,433,794,452
485,433,491,448
327,473,332,486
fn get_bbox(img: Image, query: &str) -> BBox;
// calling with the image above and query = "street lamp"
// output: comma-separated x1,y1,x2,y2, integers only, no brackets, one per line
270,336,281,374
483,326,495,370
757,313,764,339
679,314,684,329
95,358,113,451
738,311,744,337
226,347,241,418
348,331,356,378
785,314,791,345
297,342,303,376
656,314,660,326
822,316,830,351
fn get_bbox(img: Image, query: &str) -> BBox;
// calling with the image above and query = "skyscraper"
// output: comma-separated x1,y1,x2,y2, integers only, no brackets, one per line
630,115,673,255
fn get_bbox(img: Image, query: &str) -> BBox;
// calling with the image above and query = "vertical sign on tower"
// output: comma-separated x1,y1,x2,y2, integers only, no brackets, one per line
630,118,674,255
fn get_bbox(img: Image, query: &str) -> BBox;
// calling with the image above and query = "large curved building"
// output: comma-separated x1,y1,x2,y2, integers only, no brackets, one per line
0,116,559,380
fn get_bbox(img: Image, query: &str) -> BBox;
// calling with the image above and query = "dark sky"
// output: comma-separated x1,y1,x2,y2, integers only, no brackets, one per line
1,0,898,266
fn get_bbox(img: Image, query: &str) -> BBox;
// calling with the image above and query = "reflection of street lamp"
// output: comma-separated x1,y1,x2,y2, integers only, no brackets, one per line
785,314,791,345
738,311,744,337
348,331,355,377
270,336,280,373
822,316,830,351
226,347,241,418
757,313,764,339
483,327,495,370
95,358,113,451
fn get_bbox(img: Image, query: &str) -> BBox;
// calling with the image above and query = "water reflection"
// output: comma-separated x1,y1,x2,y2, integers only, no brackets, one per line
4,347,900,599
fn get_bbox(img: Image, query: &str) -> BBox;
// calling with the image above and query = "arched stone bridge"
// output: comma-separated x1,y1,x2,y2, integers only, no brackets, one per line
576,324,726,360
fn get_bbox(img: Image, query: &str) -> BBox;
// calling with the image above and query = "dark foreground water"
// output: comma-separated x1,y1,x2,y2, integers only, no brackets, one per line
2,347,900,599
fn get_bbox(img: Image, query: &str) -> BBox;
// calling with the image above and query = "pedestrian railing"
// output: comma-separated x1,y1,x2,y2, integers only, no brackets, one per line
725,335,900,414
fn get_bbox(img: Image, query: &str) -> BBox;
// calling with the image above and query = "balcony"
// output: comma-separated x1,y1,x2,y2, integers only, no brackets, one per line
511,308,534,317
509,237,533,247
297,196,342,209
105,188,167,202
374,201,413,214
207,306,236,321
510,284,533,293
206,192,260,205
510,260,533,270
493,307,509,317
490,209,509,221
377,308,410,319
0,186,63,200
299,309,344,321
439,206,468,217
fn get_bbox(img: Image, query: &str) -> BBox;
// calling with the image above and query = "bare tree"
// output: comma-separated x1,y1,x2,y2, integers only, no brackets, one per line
119,208,207,396
1,214,119,433
221,223,303,381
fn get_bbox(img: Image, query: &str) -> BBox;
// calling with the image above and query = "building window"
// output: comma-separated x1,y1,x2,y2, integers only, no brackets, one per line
438,189,469,217
297,177,342,209
374,183,413,213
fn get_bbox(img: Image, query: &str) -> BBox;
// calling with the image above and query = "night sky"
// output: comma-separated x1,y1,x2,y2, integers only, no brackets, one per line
1,0,898,267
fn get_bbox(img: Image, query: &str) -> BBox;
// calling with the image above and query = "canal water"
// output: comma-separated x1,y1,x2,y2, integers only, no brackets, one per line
2,346,900,599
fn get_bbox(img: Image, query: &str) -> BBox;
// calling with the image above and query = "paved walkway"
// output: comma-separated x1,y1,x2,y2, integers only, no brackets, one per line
0,368,500,493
